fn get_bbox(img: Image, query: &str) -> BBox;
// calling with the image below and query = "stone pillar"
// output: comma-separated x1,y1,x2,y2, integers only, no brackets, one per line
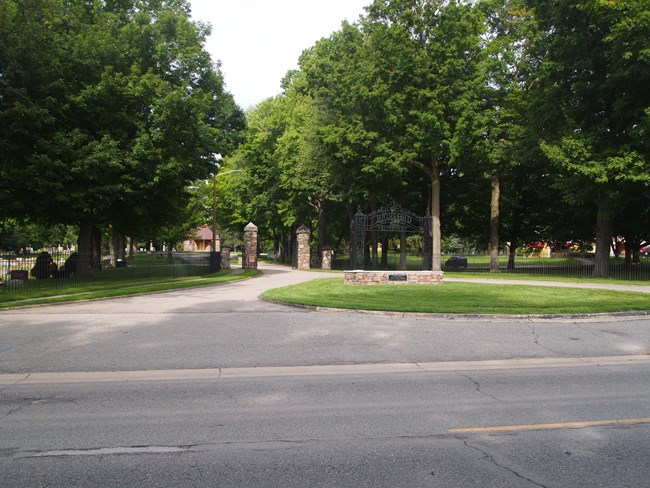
221,245,231,269
243,222,258,269
296,225,311,270
321,247,332,270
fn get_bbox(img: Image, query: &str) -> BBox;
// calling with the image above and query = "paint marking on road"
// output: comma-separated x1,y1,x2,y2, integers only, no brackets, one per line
449,417,650,434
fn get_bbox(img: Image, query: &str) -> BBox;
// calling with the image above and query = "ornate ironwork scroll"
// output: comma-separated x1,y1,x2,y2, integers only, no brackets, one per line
354,203,431,270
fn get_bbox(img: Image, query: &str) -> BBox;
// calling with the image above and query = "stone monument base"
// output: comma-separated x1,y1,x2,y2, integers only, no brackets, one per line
344,270,443,285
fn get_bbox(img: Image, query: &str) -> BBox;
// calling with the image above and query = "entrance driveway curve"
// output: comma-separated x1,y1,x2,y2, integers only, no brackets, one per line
1,262,650,376
4,264,650,488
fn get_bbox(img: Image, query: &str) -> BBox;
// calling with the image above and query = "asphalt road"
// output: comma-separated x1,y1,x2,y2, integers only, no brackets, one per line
2,263,650,487
2,362,650,487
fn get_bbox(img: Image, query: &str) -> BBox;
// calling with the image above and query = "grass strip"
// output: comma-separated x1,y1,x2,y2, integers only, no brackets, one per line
262,278,650,315
444,271,650,287
0,269,261,309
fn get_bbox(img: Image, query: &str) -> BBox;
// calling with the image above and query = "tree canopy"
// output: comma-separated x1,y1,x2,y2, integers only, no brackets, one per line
0,0,244,270
226,0,649,275
2,0,649,278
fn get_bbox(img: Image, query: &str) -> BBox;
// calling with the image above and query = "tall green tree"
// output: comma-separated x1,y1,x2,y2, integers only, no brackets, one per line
363,0,485,271
0,0,244,274
232,96,295,258
298,21,407,266
530,0,650,277
452,0,543,271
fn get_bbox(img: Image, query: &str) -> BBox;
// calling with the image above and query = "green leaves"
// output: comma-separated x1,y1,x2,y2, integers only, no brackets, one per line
0,0,244,239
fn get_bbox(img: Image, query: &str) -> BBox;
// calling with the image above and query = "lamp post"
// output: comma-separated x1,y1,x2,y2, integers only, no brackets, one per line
210,155,242,272
210,154,222,267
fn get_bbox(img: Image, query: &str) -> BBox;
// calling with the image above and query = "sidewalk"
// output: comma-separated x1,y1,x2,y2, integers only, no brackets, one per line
444,276,650,294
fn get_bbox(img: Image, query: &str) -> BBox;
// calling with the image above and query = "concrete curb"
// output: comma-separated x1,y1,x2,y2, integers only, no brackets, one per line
260,296,650,322
3,354,650,385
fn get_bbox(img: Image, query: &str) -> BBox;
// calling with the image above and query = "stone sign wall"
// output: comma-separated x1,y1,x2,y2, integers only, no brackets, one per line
344,270,443,285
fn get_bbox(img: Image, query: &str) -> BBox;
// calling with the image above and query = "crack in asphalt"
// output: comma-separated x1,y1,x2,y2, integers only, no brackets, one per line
9,433,463,460
0,380,23,395
462,439,547,487
0,392,41,422
0,372,30,395
573,323,612,341
458,374,508,404
20,445,197,458
527,325,565,356
526,326,597,367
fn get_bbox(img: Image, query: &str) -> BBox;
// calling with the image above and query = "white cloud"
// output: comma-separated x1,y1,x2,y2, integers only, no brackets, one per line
188,0,369,109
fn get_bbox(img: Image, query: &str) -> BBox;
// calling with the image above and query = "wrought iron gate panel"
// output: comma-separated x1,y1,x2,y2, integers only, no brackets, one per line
354,203,432,270
355,208,367,269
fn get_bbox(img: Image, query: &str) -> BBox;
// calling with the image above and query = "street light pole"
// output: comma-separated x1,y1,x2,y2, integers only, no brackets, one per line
211,154,223,252
212,172,218,254
209,156,242,273
212,169,244,251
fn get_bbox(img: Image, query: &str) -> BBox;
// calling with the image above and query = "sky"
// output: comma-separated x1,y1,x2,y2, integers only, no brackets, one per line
188,0,370,110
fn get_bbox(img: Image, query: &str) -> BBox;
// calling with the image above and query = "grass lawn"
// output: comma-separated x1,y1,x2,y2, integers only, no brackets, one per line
262,278,650,315
0,269,261,309
443,271,650,287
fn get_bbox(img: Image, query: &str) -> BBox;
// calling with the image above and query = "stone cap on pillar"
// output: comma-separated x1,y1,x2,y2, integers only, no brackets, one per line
296,225,310,234
244,222,258,232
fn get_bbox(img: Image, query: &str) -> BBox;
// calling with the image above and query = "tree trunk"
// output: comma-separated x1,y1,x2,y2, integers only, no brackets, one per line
370,195,378,269
593,193,613,278
489,170,500,273
381,234,389,269
117,234,125,261
399,231,407,270
506,220,520,271
507,242,517,271
317,195,326,267
166,245,174,264
288,227,294,268
109,224,116,266
109,226,126,266
91,225,102,271
280,228,288,262
431,160,442,272
128,237,136,260
632,238,642,265
409,158,442,272
77,216,94,278
348,204,357,269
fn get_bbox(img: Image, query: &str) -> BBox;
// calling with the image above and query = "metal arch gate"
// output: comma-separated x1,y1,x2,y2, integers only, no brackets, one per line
354,203,432,270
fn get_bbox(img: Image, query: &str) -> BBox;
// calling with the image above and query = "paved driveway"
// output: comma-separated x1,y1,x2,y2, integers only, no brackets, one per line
3,264,650,488
1,263,650,375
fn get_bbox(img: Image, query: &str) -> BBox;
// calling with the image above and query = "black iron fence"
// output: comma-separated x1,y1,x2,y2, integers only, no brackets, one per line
330,252,650,281
0,251,215,294
5,250,650,294
439,253,650,280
